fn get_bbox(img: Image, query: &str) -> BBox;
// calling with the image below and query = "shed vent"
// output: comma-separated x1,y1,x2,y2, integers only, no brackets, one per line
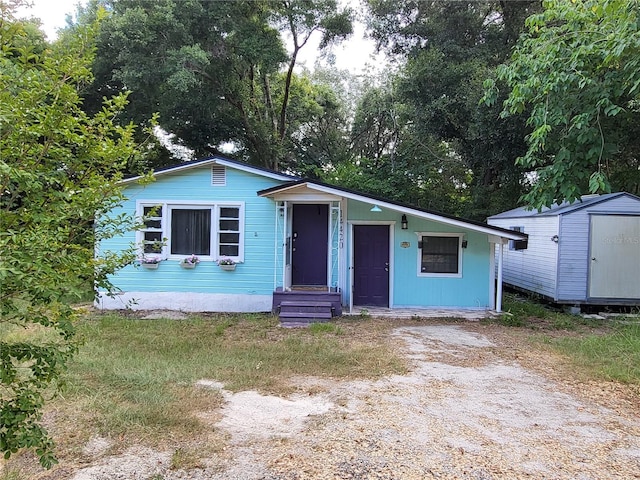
211,165,226,186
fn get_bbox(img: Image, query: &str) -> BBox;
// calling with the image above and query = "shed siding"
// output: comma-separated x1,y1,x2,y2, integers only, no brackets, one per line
557,196,640,302
99,166,287,307
488,216,559,299
347,201,493,308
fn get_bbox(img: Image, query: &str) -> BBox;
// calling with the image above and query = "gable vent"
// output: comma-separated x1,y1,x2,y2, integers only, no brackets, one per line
211,165,226,186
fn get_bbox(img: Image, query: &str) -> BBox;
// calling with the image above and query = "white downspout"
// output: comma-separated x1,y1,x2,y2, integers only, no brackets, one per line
496,241,504,313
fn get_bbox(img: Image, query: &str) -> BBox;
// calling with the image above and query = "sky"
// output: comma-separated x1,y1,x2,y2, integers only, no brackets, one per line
17,0,384,75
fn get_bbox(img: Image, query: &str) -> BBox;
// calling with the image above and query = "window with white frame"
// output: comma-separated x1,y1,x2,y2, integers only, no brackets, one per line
138,202,244,261
417,233,463,277
141,205,164,253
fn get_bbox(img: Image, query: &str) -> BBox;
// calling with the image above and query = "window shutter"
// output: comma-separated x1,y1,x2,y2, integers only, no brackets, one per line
211,165,226,186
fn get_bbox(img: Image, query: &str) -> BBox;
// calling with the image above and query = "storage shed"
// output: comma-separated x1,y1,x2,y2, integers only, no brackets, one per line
487,193,640,308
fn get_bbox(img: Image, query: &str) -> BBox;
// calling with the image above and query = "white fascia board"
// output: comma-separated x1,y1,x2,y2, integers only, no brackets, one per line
214,159,295,181
304,183,526,240
119,157,294,185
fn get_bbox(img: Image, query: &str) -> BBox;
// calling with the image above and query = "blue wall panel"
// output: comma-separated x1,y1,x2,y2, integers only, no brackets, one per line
346,200,491,308
100,166,286,296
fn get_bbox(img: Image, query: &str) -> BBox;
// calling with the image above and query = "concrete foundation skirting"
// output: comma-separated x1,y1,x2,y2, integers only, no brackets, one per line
95,291,272,313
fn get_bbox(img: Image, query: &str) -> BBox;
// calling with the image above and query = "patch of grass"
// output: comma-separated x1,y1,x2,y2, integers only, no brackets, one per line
44,312,404,452
495,293,586,330
0,469,27,480
550,321,640,384
308,322,344,335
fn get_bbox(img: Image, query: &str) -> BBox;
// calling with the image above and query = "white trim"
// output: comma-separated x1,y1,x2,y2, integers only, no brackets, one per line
261,182,526,240
120,157,294,185
96,291,272,312
489,242,496,310
136,200,245,262
496,242,504,312
339,199,348,307
415,232,464,278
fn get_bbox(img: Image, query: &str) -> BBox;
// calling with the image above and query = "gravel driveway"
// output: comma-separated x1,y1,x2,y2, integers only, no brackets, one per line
69,323,640,480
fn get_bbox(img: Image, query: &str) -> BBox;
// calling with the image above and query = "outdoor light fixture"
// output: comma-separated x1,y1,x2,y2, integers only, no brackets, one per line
401,214,408,230
551,235,559,243
370,205,382,212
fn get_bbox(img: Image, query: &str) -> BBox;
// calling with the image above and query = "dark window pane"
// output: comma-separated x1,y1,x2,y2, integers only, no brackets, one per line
220,207,239,218
421,236,459,274
220,245,239,256
219,219,239,231
143,231,163,253
143,206,162,217
171,209,211,255
219,233,240,243
144,219,161,229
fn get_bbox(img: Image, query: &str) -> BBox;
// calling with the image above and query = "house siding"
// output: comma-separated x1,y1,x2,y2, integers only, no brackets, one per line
557,196,640,302
346,201,493,309
488,216,559,299
97,165,287,311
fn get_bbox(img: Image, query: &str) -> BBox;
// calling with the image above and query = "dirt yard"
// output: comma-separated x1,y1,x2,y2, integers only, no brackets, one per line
30,322,640,479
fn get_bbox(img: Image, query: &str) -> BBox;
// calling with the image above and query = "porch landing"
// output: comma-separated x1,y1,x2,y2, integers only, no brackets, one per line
344,307,499,321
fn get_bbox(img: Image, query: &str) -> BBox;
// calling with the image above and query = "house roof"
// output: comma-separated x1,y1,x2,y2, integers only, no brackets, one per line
487,192,640,220
258,179,528,241
119,155,299,185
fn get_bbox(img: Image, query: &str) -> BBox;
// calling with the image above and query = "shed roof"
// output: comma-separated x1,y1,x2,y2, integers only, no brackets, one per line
487,193,640,220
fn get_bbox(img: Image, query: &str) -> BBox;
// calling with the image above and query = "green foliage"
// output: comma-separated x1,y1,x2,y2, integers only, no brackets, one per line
489,0,640,209
0,5,140,467
77,0,353,172
552,322,640,384
364,0,539,219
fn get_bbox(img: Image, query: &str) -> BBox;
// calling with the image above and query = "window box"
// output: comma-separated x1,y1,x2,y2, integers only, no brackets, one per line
141,263,159,270
219,264,236,271
180,262,196,269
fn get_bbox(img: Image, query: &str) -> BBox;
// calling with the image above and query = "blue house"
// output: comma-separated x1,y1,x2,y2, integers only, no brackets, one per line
97,156,527,321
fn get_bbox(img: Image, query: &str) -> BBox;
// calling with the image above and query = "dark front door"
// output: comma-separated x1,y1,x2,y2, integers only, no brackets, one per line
353,225,390,306
291,204,329,286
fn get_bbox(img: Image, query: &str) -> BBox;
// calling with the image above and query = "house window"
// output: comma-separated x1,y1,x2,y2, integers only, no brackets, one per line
138,202,244,261
509,226,524,250
141,205,163,253
170,208,212,255
417,233,463,277
218,206,240,256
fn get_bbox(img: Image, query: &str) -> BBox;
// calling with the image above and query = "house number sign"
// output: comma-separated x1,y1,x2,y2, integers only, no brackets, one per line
400,241,410,248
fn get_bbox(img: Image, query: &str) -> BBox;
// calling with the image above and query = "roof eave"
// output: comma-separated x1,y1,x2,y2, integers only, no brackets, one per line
259,181,527,240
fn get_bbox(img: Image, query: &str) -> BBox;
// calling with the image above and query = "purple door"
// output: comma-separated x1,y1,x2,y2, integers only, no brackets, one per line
353,225,390,306
291,204,328,286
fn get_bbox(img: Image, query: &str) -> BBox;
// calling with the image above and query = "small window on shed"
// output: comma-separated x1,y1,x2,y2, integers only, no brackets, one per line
509,226,525,250
211,165,226,186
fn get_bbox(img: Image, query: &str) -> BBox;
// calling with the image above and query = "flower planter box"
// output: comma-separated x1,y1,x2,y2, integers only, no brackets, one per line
180,263,197,269
219,264,236,271
141,263,159,270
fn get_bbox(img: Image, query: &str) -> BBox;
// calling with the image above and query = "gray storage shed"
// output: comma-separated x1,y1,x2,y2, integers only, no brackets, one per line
487,193,640,307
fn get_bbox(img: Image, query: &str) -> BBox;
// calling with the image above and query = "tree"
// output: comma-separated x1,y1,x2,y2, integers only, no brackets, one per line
485,0,640,209
79,0,352,172
365,0,540,219
0,4,141,467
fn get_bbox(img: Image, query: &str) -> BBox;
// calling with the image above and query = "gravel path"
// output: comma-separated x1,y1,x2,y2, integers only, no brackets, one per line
64,324,640,480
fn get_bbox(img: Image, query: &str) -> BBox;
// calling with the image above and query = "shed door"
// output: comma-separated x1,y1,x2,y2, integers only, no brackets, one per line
589,215,640,299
